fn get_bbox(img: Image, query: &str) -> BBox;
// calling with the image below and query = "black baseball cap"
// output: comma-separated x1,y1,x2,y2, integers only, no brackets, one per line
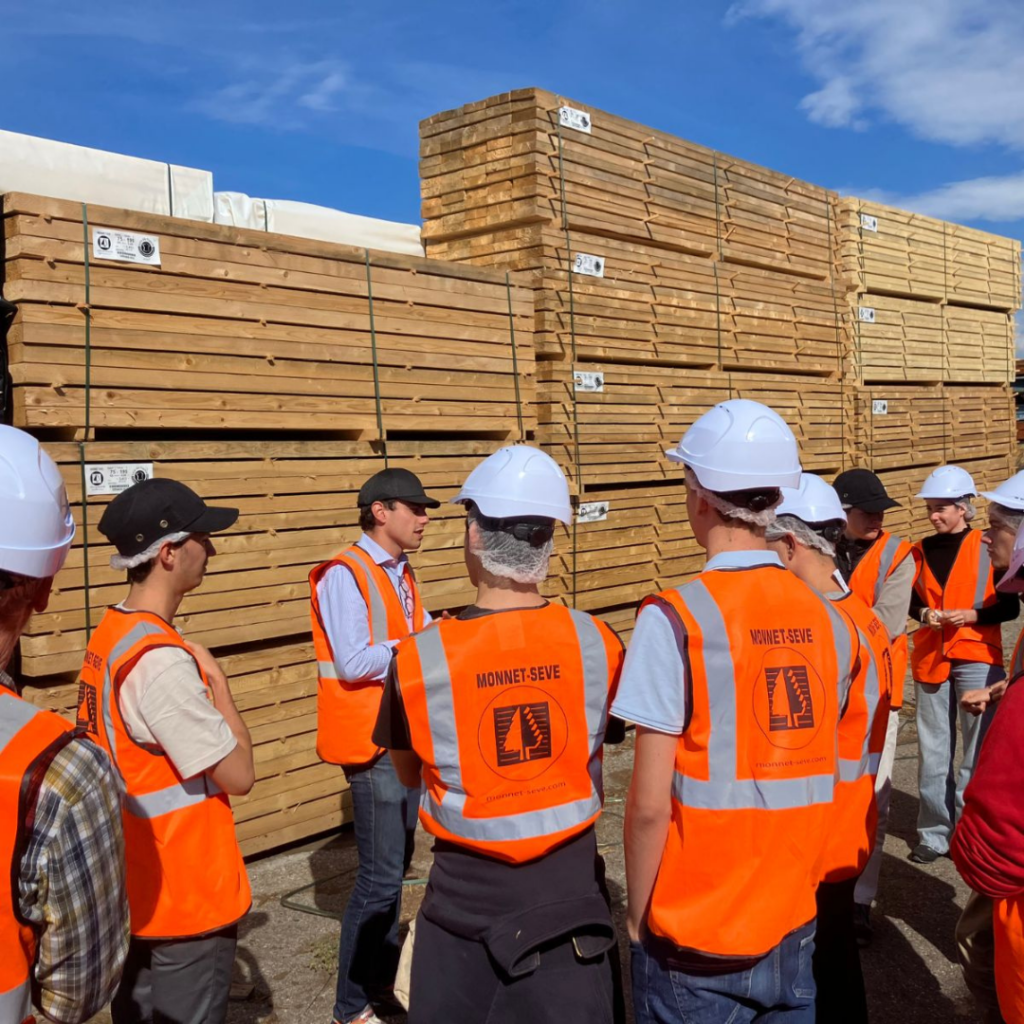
98,478,239,559
357,468,440,509
832,469,901,513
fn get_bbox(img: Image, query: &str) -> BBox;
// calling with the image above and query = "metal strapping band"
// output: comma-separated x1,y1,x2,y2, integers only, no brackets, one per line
364,249,388,467
79,202,94,634
505,272,524,439
556,110,582,608
825,196,845,467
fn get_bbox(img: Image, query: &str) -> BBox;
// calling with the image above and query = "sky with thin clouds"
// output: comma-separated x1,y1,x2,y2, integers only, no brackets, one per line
3,1,1023,250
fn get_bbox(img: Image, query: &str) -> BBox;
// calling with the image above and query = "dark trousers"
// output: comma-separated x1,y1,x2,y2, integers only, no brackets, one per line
813,878,868,1024
631,919,816,1024
110,925,237,1024
409,911,616,1024
333,753,419,1022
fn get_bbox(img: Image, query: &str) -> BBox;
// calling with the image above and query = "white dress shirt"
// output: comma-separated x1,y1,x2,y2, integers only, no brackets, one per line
316,533,432,683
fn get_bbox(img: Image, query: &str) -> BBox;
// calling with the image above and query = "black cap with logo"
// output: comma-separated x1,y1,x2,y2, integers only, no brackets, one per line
357,468,441,509
98,478,239,559
832,468,901,513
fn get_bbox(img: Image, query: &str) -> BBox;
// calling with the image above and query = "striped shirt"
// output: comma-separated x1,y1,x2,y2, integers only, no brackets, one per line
3,671,129,1024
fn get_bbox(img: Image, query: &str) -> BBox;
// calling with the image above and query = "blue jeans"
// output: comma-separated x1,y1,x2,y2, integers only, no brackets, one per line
333,753,419,1023
915,659,1005,854
631,920,816,1024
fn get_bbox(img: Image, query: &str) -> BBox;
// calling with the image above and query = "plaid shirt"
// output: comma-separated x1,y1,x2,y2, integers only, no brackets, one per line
3,671,129,1024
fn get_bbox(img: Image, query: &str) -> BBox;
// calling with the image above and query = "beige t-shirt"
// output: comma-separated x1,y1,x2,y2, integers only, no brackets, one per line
119,644,237,780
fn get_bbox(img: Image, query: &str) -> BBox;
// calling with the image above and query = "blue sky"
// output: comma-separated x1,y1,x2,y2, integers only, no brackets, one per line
3,0,1024,244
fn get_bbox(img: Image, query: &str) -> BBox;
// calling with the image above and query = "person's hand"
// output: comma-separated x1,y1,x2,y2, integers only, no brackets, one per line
923,609,943,631
938,609,978,628
440,610,453,620
960,680,1007,716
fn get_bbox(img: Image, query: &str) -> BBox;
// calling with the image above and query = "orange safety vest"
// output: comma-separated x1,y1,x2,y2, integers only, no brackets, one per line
392,604,623,864
849,530,913,708
0,690,76,1024
994,895,1024,1024
822,593,894,883
309,544,425,766
911,530,1002,684
76,608,251,939
645,564,859,959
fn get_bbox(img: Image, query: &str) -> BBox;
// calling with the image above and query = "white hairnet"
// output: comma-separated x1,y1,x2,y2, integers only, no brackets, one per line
685,468,782,529
467,507,553,585
110,531,190,570
766,514,840,559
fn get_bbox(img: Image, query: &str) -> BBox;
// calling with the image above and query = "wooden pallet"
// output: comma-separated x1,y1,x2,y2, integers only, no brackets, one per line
3,192,535,436
944,306,1014,384
850,293,945,383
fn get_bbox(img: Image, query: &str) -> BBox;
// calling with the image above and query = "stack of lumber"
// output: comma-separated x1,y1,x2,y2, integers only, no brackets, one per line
839,196,1020,482
3,192,535,436
421,89,849,633
2,191,537,855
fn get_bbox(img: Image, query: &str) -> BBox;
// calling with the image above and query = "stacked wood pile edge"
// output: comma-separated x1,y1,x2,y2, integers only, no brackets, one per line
3,86,1020,856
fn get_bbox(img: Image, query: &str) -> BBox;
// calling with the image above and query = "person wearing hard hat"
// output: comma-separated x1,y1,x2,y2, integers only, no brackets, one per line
75,478,254,1024
766,473,893,1024
832,468,914,943
309,467,441,1024
0,425,129,1024
952,480,1024,1024
616,400,860,1023
950,469,1024,1024
908,465,1018,866
372,446,626,1024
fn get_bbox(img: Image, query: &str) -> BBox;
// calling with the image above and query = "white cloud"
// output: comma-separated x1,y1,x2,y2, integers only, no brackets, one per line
194,60,352,127
851,171,1024,224
727,0,1024,149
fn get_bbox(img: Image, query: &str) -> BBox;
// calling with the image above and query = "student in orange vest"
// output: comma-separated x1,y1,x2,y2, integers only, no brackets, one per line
951,469,1024,1024
953,478,1024,1024
308,468,441,1024
372,446,626,1024
617,400,860,1024
908,465,1017,866
832,468,914,943
77,477,254,1024
766,472,894,1024
0,425,128,1024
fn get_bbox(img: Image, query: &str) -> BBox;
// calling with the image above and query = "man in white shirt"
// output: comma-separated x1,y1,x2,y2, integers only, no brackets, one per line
80,477,255,1024
308,468,440,1024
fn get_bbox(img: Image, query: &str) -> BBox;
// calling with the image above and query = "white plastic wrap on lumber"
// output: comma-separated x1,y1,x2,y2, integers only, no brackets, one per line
213,192,424,256
0,130,214,222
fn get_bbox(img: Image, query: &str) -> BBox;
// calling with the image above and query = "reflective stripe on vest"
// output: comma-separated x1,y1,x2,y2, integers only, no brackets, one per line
125,774,222,819
873,533,904,605
98,620,168,788
413,609,608,843
975,543,993,607
667,579,853,813
0,980,32,1024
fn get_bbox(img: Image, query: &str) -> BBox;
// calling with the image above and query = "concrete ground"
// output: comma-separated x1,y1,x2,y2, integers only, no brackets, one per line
90,617,1020,1024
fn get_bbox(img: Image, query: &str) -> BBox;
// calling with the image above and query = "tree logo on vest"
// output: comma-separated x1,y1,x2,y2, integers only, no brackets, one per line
478,685,568,781
753,649,826,750
76,679,99,734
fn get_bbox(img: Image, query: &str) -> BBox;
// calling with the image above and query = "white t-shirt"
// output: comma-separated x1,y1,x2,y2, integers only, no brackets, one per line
119,644,237,780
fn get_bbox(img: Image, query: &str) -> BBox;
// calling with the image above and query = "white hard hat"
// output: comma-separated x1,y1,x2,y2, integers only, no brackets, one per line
451,445,572,523
777,473,848,525
0,425,76,579
980,470,1024,511
916,465,977,501
665,399,801,492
